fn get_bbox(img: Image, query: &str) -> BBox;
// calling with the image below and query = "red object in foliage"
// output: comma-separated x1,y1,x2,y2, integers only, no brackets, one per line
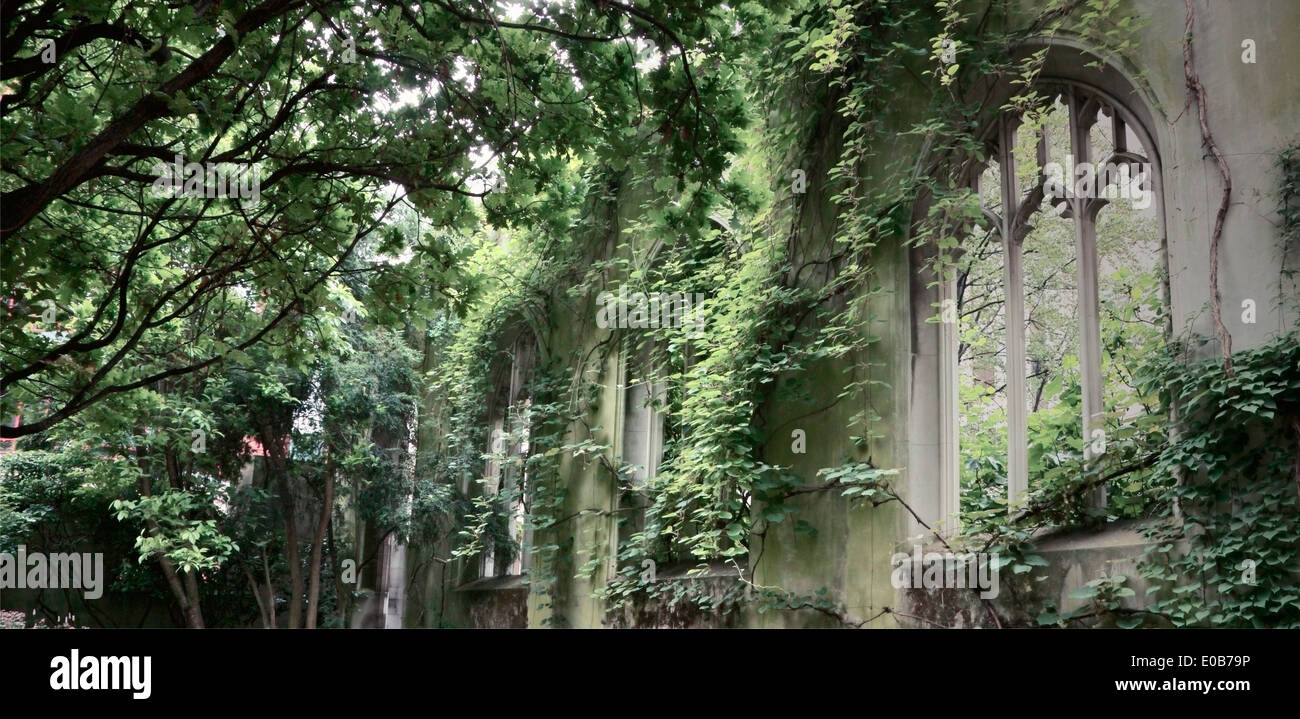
242,435,288,457
0,410,19,454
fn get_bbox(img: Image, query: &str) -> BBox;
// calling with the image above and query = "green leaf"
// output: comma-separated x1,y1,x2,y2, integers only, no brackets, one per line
1115,616,1143,629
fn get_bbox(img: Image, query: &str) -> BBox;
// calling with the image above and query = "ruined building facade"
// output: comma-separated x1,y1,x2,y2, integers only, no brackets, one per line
392,0,1299,628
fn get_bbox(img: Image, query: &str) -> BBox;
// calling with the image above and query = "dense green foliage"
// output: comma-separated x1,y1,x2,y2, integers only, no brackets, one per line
3,0,765,627
2,0,1296,629
1139,335,1300,627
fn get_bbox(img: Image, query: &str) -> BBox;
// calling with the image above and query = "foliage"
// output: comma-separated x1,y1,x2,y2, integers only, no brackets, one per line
1,0,743,438
1037,572,1144,629
1138,334,1300,628
1278,144,1300,316
0,448,173,624
3,0,1295,630
112,490,237,574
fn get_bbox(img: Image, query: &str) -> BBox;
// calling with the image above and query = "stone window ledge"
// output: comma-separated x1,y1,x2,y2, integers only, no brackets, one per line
648,560,742,582
901,518,1164,555
1030,518,1161,553
456,574,529,592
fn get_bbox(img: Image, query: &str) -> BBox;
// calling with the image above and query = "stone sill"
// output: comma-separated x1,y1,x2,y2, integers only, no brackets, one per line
651,560,742,582
455,574,529,592
902,517,1161,554
1032,518,1158,551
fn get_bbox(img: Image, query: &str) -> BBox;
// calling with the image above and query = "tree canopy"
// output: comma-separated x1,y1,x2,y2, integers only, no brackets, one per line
2,0,756,438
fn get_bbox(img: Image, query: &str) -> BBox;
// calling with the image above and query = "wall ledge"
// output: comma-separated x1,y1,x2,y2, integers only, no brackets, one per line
455,575,529,592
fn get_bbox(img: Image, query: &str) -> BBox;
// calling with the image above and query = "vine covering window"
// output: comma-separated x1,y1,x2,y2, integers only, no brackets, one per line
951,81,1169,520
479,332,535,578
615,340,666,568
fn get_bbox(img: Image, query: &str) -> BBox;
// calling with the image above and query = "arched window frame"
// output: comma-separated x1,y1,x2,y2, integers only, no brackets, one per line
912,64,1170,537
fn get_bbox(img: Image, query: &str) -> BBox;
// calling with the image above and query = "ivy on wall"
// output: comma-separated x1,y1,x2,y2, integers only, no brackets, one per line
424,0,1300,629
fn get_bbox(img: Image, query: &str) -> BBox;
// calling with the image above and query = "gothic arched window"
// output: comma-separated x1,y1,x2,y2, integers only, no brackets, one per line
942,80,1169,523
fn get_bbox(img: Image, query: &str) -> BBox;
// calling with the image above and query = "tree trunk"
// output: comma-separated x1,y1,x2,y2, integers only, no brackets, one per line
305,461,335,629
158,553,205,628
278,473,302,629
245,566,271,628
136,449,205,628
260,426,303,629
182,568,205,628
328,518,348,626
263,552,277,627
